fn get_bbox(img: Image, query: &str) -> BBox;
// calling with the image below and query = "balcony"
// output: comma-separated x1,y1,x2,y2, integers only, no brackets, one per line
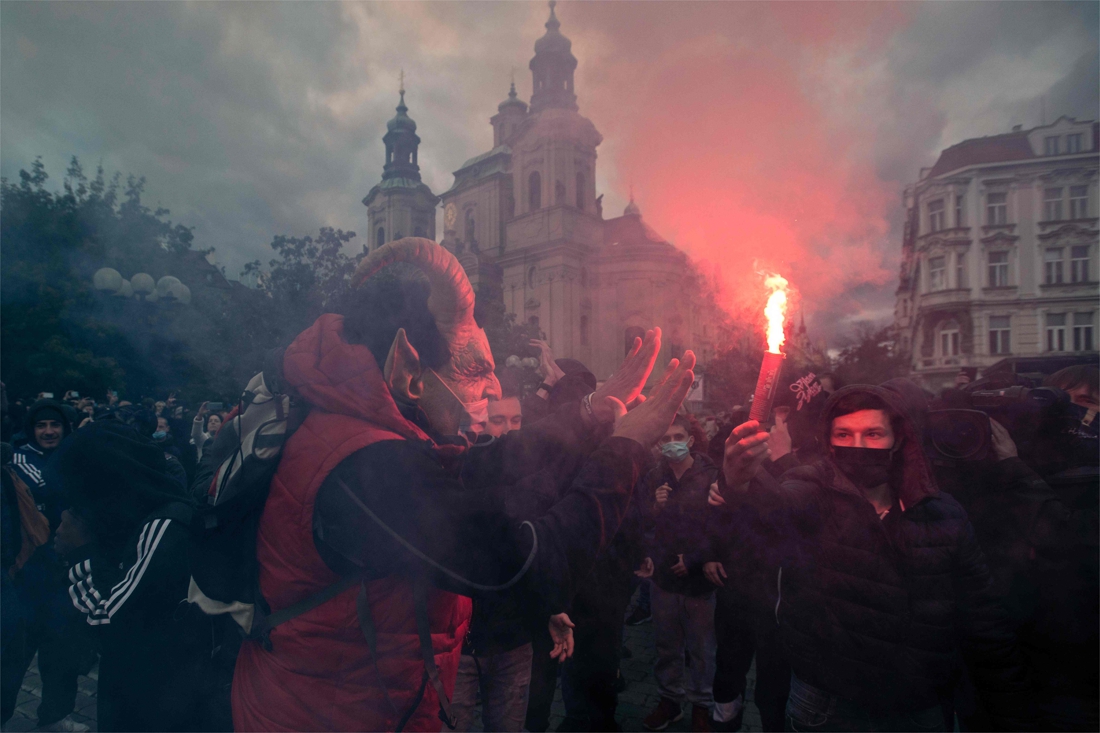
919,288,971,308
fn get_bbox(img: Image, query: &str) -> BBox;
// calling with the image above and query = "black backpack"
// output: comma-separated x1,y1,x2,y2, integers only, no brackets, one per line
186,348,309,639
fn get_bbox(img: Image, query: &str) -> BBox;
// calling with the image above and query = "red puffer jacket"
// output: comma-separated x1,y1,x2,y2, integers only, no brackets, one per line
232,314,472,732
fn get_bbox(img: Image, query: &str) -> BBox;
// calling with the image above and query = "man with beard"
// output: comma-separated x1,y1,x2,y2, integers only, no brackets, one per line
231,239,696,732
719,385,1033,732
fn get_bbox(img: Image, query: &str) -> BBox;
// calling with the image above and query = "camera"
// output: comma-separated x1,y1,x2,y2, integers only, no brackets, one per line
927,384,1093,471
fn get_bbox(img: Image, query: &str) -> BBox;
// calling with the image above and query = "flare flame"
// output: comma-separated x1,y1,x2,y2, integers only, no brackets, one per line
764,273,789,354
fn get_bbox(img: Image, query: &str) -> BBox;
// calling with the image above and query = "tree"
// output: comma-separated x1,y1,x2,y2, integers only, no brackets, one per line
833,324,909,387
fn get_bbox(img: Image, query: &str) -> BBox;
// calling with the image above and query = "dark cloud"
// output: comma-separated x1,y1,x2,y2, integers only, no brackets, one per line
2,1,1095,345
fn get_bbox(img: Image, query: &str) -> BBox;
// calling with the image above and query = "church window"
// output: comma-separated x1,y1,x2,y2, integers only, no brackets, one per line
555,180,566,204
576,172,585,210
580,315,588,346
527,266,537,288
465,209,476,243
528,172,542,211
376,227,385,248
624,326,646,356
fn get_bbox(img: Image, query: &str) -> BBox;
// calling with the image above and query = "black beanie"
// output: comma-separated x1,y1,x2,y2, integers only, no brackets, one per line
23,399,73,443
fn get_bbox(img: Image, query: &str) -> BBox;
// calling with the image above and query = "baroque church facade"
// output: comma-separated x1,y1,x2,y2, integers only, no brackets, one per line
364,1,718,384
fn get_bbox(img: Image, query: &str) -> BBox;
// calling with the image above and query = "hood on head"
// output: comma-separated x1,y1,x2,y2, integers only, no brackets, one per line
820,384,939,508
282,314,430,443
23,399,72,447
45,421,187,546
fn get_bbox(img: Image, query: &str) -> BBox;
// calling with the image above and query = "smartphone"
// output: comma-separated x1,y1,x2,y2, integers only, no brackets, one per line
207,402,224,411
39,392,54,399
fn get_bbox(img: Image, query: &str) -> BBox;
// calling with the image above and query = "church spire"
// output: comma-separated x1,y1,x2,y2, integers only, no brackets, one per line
529,0,578,113
383,74,422,181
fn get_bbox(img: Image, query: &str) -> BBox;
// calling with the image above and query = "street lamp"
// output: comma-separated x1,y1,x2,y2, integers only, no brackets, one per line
130,273,156,300
92,269,190,306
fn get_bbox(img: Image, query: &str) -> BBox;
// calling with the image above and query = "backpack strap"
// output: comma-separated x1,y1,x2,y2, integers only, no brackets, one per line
414,577,457,730
255,574,360,638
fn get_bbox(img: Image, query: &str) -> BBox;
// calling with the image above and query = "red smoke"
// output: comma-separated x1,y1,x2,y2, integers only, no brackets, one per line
567,2,912,327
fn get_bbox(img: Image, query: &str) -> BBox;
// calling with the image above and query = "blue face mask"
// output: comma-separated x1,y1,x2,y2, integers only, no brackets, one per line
152,430,167,441
660,441,691,462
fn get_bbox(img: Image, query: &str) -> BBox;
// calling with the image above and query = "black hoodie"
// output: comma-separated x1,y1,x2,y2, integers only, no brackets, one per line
50,422,212,732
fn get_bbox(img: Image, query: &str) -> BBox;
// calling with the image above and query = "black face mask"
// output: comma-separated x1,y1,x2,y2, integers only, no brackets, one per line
833,446,893,489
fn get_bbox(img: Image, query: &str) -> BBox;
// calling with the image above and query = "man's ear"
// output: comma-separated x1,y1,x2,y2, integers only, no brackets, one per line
687,435,694,448
384,328,423,400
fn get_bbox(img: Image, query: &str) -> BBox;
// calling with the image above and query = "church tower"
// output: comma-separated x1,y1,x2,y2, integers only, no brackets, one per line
362,78,439,250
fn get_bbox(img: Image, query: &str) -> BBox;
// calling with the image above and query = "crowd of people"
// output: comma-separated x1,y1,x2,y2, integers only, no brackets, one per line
0,239,1097,733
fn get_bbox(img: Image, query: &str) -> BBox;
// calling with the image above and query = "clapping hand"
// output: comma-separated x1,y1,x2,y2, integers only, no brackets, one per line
611,348,696,447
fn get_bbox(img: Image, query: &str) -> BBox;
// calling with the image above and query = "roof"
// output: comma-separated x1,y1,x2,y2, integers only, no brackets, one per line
603,213,673,249
926,131,1035,178
362,178,438,206
444,146,512,194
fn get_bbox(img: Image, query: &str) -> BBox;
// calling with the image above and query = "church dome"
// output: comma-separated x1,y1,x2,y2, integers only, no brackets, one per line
624,193,641,217
386,90,417,133
534,1,573,57
498,81,528,113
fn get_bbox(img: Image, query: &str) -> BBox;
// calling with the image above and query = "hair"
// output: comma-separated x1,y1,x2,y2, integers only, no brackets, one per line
205,413,223,431
496,369,522,401
827,390,903,437
1045,365,1099,395
671,412,707,447
342,264,451,371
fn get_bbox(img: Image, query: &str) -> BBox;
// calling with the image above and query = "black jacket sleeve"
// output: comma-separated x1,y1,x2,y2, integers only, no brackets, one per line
951,518,1037,728
314,435,650,615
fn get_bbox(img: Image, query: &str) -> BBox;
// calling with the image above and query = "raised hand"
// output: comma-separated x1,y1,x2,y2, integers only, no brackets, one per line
530,339,566,387
611,349,696,447
590,328,662,423
722,420,770,493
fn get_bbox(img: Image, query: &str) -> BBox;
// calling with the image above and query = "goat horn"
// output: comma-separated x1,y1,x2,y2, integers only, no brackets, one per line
351,237,475,329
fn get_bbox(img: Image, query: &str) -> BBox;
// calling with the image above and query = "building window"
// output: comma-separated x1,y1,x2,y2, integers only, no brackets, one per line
376,227,385,248
988,251,1009,287
465,209,476,244
576,172,586,210
1043,187,1063,221
955,256,965,288
989,316,1011,355
940,322,960,358
1044,136,1060,156
986,192,1007,225
528,171,542,211
1073,313,1094,351
928,255,946,291
1069,185,1088,219
1044,248,1064,284
1046,312,1067,351
1066,133,1083,154
580,315,588,346
955,194,965,227
527,266,537,288
555,180,566,205
1071,245,1090,283
928,199,945,232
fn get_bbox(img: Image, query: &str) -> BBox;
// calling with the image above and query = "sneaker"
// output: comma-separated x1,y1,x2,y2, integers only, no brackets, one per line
643,697,683,731
36,715,90,733
691,705,712,732
625,606,652,625
709,707,744,732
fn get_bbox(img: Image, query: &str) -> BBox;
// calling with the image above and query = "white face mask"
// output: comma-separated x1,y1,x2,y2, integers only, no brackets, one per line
427,368,489,433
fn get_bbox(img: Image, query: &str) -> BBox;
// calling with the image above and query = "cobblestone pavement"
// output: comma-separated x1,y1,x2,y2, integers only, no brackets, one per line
2,618,763,733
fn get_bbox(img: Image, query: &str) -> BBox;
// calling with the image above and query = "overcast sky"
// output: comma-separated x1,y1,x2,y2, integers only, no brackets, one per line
2,1,1096,345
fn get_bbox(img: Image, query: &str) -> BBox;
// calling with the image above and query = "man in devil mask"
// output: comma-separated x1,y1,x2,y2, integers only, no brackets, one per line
231,239,695,732
719,385,1034,732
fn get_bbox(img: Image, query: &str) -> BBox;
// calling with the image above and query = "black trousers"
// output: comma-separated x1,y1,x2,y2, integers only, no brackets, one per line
558,571,632,732
713,585,790,732
0,568,86,726
525,628,559,733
